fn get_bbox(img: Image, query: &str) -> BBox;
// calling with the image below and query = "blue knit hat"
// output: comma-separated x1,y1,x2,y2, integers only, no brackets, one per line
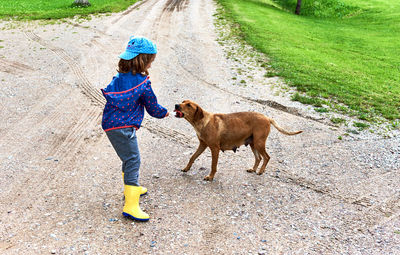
119,36,157,60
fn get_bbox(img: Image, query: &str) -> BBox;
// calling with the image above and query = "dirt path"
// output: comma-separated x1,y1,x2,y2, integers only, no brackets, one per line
1,0,399,254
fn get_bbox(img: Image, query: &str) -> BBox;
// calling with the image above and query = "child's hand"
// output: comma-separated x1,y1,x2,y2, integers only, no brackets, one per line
165,112,169,117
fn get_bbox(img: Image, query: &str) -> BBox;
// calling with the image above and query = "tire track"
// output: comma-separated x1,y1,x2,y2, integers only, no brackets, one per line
24,31,105,106
110,0,150,25
52,107,101,159
0,58,35,74
271,170,372,207
142,118,193,147
150,1,172,41
356,191,400,233
366,188,400,230
164,0,189,12
0,88,71,155
107,0,161,38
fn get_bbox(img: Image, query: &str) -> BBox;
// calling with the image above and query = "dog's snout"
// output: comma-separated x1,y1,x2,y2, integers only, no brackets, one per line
175,104,180,110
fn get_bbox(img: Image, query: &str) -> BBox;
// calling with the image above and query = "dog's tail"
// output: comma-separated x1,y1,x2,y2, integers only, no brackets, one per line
270,118,303,136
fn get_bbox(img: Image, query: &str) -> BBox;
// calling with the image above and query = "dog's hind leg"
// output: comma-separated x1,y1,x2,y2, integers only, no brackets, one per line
204,146,220,181
247,143,261,173
182,140,207,172
253,129,270,175
256,145,270,175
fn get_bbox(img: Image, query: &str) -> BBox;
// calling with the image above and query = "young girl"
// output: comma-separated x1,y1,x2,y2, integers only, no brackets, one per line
101,36,169,222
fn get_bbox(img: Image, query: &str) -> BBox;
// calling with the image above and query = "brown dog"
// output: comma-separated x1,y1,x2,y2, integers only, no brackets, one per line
174,100,302,181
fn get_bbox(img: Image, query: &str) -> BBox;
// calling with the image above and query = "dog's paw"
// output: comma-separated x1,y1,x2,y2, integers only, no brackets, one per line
181,168,190,172
203,175,214,181
256,171,265,175
246,168,256,173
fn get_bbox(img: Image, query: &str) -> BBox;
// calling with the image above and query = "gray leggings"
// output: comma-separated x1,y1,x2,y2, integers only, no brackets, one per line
106,127,140,186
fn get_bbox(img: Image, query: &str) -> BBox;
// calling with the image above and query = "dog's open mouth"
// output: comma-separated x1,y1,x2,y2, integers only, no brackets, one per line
174,110,184,118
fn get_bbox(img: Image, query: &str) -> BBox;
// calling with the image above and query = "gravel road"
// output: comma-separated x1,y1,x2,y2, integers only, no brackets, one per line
1,0,399,254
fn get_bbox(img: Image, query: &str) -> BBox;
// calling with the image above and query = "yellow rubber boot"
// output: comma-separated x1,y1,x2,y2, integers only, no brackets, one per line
122,172,147,196
122,185,150,221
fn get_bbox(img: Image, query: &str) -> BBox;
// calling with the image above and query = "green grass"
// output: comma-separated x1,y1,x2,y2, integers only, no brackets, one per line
353,121,370,130
330,117,346,124
275,0,361,18
314,107,329,113
0,0,138,20
216,0,400,122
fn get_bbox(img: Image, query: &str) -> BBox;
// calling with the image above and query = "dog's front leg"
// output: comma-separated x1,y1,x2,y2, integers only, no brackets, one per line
204,146,219,181
182,141,207,172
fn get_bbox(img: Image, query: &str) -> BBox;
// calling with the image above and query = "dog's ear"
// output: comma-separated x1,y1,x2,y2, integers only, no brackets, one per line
193,106,204,122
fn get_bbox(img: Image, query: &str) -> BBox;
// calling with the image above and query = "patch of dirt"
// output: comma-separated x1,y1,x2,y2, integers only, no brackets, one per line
1,0,399,254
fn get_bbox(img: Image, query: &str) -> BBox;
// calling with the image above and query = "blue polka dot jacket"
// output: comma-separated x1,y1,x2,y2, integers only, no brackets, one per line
101,72,168,132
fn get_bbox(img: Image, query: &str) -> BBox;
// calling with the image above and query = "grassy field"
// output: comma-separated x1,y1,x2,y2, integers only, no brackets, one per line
0,0,137,20
216,0,400,123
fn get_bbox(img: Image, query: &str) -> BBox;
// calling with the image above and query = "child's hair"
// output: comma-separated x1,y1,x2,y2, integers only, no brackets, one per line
118,53,156,76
